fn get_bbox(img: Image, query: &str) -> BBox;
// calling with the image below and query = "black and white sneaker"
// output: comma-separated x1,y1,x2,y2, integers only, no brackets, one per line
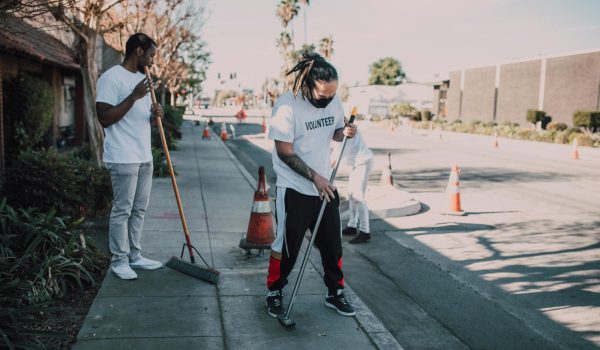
266,290,283,317
325,290,356,316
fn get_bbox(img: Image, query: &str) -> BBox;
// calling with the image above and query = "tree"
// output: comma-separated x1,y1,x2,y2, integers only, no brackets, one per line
9,0,208,164
319,35,334,60
276,0,299,28
276,31,292,53
45,0,128,166
369,57,407,86
107,0,210,106
298,0,309,45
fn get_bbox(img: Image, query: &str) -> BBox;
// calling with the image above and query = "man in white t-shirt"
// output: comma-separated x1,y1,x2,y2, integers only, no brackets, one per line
96,33,164,280
266,53,357,318
332,128,374,243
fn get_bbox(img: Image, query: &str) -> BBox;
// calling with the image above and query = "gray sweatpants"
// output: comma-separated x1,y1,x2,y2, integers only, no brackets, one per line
105,161,153,267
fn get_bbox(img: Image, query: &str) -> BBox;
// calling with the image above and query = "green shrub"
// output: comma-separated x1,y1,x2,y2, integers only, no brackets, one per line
152,124,178,150
570,133,594,146
573,110,600,132
152,147,173,177
516,129,536,140
526,109,546,124
553,132,569,144
389,103,416,118
547,122,568,131
163,105,184,139
533,131,556,143
410,111,422,121
4,74,54,155
421,110,432,121
2,149,112,218
0,199,106,302
525,109,551,129
567,132,582,144
499,120,519,128
0,199,106,348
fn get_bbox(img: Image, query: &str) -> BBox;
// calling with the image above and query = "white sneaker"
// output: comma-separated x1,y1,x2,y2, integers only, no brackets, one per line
111,265,138,280
129,256,163,270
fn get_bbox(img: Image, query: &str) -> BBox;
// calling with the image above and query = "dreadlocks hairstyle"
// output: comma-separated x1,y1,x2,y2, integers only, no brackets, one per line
125,33,157,58
287,52,338,99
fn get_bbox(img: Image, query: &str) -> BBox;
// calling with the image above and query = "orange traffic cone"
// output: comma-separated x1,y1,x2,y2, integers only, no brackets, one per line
262,116,267,133
240,166,275,254
380,152,394,186
445,165,465,216
493,131,499,149
202,122,211,140
220,123,228,141
572,138,579,160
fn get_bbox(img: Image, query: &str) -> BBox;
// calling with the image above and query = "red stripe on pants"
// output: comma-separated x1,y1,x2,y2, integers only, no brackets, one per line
337,257,344,287
267,256,281,289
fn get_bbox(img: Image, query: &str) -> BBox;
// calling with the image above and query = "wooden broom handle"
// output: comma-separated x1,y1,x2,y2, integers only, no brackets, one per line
144,67,195,259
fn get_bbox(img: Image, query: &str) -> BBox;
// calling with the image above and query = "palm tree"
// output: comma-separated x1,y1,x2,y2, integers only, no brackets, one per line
319,35,334,60
298,0,309,44
276,0,299,27
276,32,292,53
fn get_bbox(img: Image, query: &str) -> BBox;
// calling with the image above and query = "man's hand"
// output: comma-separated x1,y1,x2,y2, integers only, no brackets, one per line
343,122,357,138
151,103,164,119
313,173,336,202
132,78,150,100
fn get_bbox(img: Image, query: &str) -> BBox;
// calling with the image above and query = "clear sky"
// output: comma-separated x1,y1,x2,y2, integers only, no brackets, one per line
201,0,600,93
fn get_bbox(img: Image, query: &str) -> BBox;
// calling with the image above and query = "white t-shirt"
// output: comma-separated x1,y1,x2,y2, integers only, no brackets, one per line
96,65,152,163
332,130,373,167
269,91,345,196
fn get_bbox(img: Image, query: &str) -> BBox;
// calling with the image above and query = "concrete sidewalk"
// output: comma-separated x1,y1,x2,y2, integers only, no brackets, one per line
73,121,401,350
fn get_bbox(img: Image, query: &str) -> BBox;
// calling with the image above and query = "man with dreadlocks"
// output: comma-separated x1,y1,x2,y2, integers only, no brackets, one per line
266,53,357,318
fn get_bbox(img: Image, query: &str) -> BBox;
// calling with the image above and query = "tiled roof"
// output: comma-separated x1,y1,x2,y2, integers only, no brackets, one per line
0,16,79,70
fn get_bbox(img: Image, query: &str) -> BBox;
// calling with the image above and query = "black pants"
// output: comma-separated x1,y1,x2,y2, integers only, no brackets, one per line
267,188,344,295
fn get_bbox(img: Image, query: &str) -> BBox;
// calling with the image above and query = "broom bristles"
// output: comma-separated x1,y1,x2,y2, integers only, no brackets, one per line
166,256,220,284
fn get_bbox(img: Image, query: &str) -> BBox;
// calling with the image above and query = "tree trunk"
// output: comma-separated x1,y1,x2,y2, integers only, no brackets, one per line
160,85,166,106
79,30,104,166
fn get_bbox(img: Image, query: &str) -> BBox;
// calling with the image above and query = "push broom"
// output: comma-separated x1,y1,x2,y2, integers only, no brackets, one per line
144,67,220,284
278,108,357,330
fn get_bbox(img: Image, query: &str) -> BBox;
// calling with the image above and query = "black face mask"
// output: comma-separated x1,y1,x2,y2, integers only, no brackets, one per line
308,96,334,109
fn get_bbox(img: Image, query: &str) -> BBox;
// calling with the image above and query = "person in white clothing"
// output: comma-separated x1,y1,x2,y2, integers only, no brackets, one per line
332,129,374,243
96,33,164,280
266,53,358,318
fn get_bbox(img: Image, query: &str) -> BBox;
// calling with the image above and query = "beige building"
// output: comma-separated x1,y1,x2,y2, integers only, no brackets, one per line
433,49,600,125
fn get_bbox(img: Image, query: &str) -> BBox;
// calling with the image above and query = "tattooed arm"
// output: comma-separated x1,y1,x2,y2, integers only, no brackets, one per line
275,140,335,201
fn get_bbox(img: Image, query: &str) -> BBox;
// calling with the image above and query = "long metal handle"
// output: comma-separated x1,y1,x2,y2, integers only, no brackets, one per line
283,110,357,320
145,67,196,264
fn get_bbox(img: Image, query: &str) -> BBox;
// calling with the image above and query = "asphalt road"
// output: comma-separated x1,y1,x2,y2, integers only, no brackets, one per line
207,117,600,350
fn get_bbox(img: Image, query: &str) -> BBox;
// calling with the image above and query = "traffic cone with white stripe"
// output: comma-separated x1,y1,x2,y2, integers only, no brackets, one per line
240,166,275,254
445,165,466,216
220,122,228,141
202,122,211,140
380,152,394,186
